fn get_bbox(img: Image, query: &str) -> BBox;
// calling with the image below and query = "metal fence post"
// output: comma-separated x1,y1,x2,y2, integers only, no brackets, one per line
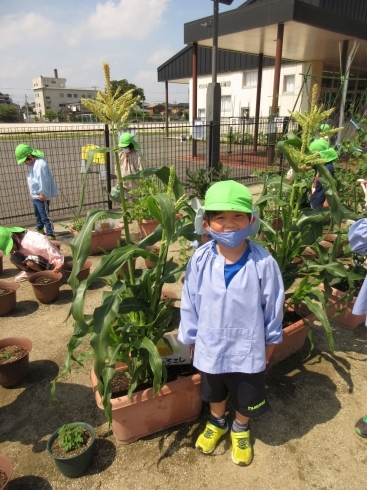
104,124,112,210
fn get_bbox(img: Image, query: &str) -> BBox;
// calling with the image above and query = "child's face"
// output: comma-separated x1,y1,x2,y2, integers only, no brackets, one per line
203,211,251,233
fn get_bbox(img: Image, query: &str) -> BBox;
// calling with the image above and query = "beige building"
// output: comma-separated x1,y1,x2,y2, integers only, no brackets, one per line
32,69,97,116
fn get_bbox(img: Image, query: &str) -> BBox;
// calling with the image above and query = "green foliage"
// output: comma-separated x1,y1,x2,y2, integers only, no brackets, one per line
110,79,145,101
58,424,85,453
185,164,232,200
45,110,58,121
52,166,198,424
128,177,162,222
0,104,18,122
178,237,193,267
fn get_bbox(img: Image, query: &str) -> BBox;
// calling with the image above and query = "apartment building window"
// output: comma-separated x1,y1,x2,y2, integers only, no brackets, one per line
59,93,64,97
51,80,56,84
283,75,295,94
269,106,280,116
45,84,49,87
221,96,231,113
243,71,257,88
73,94,78,98
59,104,65,107
46,96,50,100
82,94,85,98
67,94,72,98
87,95,92,98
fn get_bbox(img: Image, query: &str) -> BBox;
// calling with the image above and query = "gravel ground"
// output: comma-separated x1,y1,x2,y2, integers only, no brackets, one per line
1,209,367,490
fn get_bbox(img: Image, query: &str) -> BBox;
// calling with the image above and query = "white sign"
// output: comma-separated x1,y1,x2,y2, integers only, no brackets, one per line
157,332,191,365
193,118,205,140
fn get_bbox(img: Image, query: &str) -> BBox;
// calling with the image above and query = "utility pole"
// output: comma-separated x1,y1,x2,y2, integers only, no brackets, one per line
25,94,29,122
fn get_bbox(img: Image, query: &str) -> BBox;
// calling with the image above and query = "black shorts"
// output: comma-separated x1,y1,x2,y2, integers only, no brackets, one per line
200,371,270,418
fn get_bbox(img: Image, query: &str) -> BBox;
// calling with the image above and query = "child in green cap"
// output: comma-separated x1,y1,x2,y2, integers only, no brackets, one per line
117,132,142,198
308,139,338,208
0,226,63,282
178,180,284,466
14,143,58,240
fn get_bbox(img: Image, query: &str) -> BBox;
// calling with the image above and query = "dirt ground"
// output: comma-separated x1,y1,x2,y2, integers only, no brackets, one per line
1,208,367,490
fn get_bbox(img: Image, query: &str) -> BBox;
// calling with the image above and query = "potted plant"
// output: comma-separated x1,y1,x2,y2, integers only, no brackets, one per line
46,422,96,478
53,165,201,444
63,260,92,281
0,280,19,316
0,337,32,387
28,270,63,303
0,454,12,490
257,84,361,356
128,177,161,238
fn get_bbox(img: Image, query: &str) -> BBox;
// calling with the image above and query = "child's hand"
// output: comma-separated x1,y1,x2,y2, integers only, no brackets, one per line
189,344,195,360
265,344,275,364
38,194,46,201
53,264,62,272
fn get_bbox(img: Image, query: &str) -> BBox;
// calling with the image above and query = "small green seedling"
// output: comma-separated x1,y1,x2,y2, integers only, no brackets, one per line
58,424,85,453
0,353,12,360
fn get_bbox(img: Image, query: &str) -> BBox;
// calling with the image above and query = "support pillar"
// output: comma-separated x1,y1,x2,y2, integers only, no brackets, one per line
268,23,284,165
192,42,198,157
253,52,264,152
165,81,169,138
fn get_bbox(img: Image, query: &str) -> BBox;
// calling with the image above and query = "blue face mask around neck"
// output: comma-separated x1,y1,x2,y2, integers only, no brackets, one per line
209,225,253,249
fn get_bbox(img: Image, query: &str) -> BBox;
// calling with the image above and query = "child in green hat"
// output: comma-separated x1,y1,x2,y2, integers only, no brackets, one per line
179,180,284,466
117,132,142,198
14,143,58,240
0,227,63,282
308,139,338,208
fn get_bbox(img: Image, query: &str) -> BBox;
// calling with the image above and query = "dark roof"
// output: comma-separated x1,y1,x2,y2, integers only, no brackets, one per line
183,0,367,68
157,45,294,83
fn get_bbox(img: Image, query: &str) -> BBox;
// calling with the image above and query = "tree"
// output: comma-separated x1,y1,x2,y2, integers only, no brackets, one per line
0,105,19,122
45,110,58,121
110,79,145,102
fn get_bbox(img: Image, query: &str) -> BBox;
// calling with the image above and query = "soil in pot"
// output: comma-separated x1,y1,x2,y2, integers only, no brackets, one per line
0,280,19,316
50,427,93,458
28,271,62,303
0,345,28,365
111,364,198,399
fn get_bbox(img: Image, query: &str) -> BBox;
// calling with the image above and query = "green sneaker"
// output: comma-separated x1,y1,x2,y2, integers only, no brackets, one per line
36,228,45,235
355,416,367,437
195,421,228,454
47,235,56,240
231,430,253,466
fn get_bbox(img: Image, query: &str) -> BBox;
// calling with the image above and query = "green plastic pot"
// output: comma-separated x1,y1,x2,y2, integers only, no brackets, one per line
46,422,95,478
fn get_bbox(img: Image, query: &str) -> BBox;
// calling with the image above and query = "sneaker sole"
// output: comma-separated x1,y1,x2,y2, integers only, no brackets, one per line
231,453,253,466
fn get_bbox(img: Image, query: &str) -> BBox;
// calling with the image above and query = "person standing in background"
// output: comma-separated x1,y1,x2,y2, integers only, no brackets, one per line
15,144,58,240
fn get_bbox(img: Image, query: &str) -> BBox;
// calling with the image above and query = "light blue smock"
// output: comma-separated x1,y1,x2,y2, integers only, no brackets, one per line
178,240,284,374
348,218,367,319
27,158,58,200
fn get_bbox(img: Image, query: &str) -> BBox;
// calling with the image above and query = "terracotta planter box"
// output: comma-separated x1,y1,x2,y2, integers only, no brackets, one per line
268,316,309,368
71,225,122,255
90,366,202,444
138,219,160,239
320,284,365,329
0,453,12,490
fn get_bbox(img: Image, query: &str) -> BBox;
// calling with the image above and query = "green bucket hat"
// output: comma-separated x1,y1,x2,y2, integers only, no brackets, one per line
118,133,139,149
203,180,253,213
0,227,26,254
309,139,338,162
15,144,44,164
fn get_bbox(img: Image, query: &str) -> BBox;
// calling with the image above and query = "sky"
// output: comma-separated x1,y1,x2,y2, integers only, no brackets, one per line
1,0,244,107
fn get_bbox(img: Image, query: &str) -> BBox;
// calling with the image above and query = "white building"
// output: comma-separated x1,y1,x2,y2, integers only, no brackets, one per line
32,70,97,116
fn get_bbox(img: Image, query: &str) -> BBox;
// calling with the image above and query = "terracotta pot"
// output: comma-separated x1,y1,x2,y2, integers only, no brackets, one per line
161,290,179,303
28,271,63,304
272,217,283,231
90,366,202,444
319,284,365,329
0,280,19,316
268,316,309,368
0,337,32,387
318,240,343,256
63,260,92,281
117,259,137,279
46,422,96,478
71,225,123,255
0,454,13,490
145,245,160,269
0,251,3,275
138,219,160,239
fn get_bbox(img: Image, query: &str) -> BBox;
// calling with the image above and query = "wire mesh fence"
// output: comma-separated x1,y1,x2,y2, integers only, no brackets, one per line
0,119,286,226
